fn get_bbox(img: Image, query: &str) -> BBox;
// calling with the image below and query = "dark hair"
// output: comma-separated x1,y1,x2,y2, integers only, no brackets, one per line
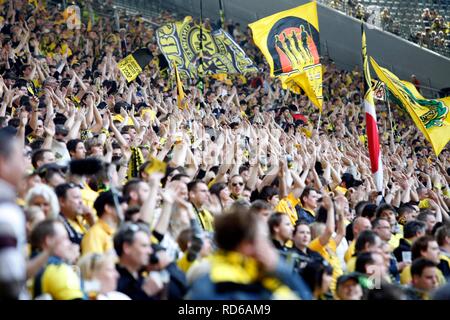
30,219,58,252
113,222,150,257
361,204,377,220
124,206,141,222
355,252,376,274
300,259,333,293
376,204,396,218
355,201,370,217
268,212,285,237
410,258,436,277
187,180,206,193
300,187,317,204
54,183,78,199
171,173,190,182
250,200,272,213
258,186,279,202
435,225,450,247
411,236,436,261
210,183,227,198
293,220,310,235
176,228,192,252
416,210,434,223
214,208,258,251
355,230,379,254
366,282,407,300
239,165,250,174
372,217,389,229
66,139,84,154
398,204,415,217
31,149,52,169
122,178,143,201
404,220,426,239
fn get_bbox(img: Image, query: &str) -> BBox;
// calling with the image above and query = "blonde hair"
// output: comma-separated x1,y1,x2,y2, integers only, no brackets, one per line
25,184,60,219
77,253,117,281
310,222,326,240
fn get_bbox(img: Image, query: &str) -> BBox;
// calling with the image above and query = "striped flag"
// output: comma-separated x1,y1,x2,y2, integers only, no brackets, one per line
362,25,383,199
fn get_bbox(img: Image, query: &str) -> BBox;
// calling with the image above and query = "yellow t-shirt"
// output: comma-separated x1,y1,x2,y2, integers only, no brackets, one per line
400,265,446,285
33,260,84,300
389,231,403,251
275,193,299,225
344,240,356,263
67,216,89,236
309,237,343,293
81,219,115,255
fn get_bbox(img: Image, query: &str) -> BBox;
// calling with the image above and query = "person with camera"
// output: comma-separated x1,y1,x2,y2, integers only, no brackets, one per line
113,222,164,300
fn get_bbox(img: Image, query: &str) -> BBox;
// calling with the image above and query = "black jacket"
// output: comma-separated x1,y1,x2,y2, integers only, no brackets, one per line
393,238,411,263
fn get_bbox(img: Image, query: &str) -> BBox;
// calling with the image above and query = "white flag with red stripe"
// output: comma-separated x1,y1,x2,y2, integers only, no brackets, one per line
362,25,383,198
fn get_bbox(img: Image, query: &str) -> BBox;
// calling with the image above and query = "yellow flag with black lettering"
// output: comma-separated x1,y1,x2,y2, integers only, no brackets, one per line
249,1,322,110
118,48,153,82
370,57,450,156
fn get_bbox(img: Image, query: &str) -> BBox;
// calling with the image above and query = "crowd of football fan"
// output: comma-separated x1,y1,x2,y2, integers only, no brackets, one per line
0,0,449,300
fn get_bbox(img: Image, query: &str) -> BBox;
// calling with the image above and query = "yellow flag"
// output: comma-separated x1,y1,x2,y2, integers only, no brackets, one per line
370,57,450,155
87,19,92,32
118,48,152,82
174,62,187,110
144,157,167,176
249,1,322,110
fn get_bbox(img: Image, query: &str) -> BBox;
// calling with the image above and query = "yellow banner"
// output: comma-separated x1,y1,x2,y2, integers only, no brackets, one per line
249,2,322,110
118,54,143,83
370,57,450,155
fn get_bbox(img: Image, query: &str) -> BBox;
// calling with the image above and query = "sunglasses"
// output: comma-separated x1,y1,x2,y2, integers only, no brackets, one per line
232,182,244,187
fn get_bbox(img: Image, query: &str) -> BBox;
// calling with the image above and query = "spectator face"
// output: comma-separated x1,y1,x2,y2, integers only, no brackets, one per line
230,176,244,197
379,209,397,228
0,139,26,188
72,142,86,160
303,190,320,210
336,279,363,300
60,187,84,217
365,252,387,277
242,189,252,201
50,222,74,259
412,266,439,292
96,258,120,294
124,231,152,268
29,195,52,218
424,214,437,233
39,151,56,168
34,120,45,137
293,224,311,249
276,215,293,242
373,219,392,242
189,182,209,207
421,240,440,264
219,186,231,203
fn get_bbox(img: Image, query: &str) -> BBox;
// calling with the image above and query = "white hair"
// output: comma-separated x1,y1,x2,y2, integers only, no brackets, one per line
25,184,60,219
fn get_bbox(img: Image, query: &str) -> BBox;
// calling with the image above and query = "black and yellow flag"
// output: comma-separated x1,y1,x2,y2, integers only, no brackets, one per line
174,62,187,110
156,16,257,80
249,1,322,110
118,48,153,82
370,57,450,156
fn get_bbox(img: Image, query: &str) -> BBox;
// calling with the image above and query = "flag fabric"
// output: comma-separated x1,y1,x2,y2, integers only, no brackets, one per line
362,25,383,197
173,62,187,110
156,16,257,80
370,57,450,156
118,48,153,82
249,2,322,110
372,80,385,101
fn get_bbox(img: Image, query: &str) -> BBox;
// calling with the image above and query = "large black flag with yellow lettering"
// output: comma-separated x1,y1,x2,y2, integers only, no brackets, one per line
249,2,322,110
156,16,257,80
118,48,153,82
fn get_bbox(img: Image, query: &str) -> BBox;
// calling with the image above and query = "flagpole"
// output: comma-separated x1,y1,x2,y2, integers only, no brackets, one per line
316,111,321,132
219,0,225,29
385,87,395,145
198,0,204,93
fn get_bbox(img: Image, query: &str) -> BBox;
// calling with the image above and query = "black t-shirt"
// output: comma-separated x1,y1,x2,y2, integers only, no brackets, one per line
116,264,157,301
